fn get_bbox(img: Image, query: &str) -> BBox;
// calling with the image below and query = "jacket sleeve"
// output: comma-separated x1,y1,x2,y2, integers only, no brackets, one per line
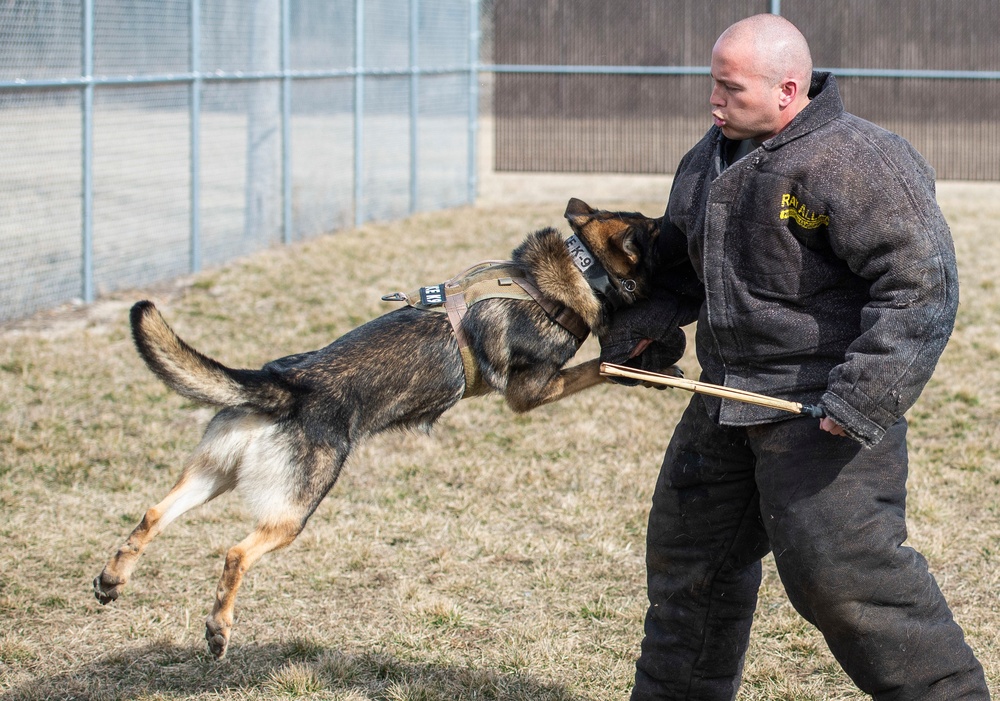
598,214,703,374
820,136,958,447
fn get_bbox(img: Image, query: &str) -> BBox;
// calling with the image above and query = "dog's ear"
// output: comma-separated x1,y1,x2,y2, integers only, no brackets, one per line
564,198,594,227
613,228,641,266
614,218,659,267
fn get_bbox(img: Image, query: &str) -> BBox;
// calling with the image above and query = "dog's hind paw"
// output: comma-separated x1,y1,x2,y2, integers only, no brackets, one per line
93,571,124,605
205,619,231,659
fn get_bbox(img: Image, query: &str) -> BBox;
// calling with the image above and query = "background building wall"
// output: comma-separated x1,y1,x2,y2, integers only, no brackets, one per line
491,0,1000,179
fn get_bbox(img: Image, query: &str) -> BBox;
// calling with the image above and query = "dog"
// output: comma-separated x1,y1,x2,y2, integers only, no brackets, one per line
93,197,675,659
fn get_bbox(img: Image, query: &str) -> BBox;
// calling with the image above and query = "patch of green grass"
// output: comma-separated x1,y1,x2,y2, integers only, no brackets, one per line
190,277,216,291
579,596,618,621
421,602,465,629
284,637,326,662
0,639,38,665
39,595,69,610
267,661,327,695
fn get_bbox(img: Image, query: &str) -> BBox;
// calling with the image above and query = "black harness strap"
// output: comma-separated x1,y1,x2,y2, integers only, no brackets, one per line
514,277,590,342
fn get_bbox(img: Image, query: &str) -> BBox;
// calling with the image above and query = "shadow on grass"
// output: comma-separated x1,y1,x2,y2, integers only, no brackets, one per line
1,637,583,701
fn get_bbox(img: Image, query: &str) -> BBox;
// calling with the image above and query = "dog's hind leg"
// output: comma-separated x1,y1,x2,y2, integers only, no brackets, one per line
94,456,236,605
204,518,302,659
202,436,343,659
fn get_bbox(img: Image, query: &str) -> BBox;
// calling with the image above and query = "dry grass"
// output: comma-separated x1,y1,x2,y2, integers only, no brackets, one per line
1,181,998,700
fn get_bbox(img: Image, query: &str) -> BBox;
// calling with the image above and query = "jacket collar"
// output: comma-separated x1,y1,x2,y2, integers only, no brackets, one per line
762,71,844,151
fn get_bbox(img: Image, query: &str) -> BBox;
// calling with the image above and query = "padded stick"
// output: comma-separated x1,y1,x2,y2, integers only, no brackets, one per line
599,362,825,418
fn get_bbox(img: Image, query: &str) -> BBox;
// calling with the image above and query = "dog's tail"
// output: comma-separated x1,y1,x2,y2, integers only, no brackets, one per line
130,301,297,413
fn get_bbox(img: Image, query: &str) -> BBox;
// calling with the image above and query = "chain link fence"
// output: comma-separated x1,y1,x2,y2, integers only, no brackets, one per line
0,0,477,322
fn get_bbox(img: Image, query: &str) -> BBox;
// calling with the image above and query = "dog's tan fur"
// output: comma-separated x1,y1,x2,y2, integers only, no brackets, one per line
94,198,669,658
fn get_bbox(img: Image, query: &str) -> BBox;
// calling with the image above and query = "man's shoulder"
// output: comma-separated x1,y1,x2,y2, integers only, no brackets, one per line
836,111,903,141
800,103,920,154
824,112,930,172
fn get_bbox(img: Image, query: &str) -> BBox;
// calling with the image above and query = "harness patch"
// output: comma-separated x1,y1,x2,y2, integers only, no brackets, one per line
779,193,830,230
419,284,446,306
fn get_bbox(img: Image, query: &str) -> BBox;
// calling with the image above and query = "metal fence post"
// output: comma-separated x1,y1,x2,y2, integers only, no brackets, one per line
467,0,480,205
770,0,781,15
190,0,202,272
409,0,419,214
354,0,365,228
0,1,494,322
281,0,292,244
81,0,95,302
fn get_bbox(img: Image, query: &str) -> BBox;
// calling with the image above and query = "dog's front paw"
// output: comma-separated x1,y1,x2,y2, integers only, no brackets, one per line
205,618,231,659
93,570,125,605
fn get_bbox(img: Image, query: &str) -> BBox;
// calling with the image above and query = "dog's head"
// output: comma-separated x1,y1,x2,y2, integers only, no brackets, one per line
563,197,662,305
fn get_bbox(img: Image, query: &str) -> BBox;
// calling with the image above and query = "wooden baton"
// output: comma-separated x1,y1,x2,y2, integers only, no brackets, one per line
599,362,825,418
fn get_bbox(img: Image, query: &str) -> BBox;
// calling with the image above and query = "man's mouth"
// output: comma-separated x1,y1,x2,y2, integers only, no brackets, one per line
712,111,726,127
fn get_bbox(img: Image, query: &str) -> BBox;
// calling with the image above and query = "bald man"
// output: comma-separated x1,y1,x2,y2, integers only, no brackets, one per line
599,14,990,700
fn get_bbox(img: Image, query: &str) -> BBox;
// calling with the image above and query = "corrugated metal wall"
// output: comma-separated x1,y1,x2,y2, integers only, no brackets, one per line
492,0,1000,180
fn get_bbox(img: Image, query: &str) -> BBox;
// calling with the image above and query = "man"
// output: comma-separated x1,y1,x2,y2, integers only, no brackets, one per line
601,13,991,700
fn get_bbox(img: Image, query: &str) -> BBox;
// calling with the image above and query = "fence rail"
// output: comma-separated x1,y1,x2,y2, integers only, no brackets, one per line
0,0,479,323
7,1,1000,323
490,0,1000,180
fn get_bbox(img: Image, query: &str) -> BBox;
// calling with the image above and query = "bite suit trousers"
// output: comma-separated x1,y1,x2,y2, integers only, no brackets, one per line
631,396,989,700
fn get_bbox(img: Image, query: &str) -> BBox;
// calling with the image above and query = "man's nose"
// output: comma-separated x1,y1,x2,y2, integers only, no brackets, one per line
710,84,724,107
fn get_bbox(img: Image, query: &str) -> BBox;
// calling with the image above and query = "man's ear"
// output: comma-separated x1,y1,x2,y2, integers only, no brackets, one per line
777,79,799,108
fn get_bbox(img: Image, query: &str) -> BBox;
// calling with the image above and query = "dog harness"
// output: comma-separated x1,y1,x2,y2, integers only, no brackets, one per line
382,261,590,398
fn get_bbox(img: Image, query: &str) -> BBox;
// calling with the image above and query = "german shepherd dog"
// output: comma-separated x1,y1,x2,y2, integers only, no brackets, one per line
94,198,669,658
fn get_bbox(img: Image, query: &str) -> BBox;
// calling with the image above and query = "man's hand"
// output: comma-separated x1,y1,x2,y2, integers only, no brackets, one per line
819,417,847,437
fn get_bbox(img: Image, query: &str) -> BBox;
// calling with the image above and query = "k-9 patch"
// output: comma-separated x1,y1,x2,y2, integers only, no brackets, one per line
565,234,594,272
419,284,446,306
